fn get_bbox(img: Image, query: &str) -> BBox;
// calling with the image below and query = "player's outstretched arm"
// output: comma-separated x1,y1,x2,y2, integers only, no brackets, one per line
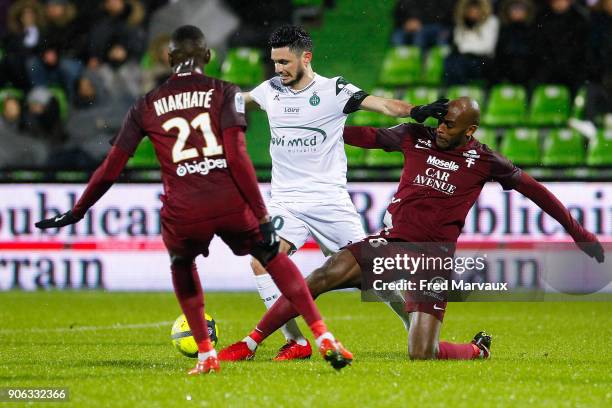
35,145,131,229
35,145,130,229
514,172,605,263
359,96,449,123
343,126,381,149
359,95,413,118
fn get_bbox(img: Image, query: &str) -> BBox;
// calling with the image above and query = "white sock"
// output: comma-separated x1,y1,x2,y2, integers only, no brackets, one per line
198,348,217,362
254,274,307,345
242,336,258,352
315,332,335,348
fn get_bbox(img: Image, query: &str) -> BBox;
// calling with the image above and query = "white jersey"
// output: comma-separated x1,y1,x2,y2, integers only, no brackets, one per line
250,73,365,202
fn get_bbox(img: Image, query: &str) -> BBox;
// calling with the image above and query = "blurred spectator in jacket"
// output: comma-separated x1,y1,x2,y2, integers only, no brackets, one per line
141,33,172,94
390,0,454,52
86,0,146,69
226,0,292,49
533,0,589,92
0,90,48,168
444,0,499,85
584,0,612,124
28,0,82,102
1,0,46,89
22,85,65,145
494,0,536,86
58,69,132,167
95,36,142,101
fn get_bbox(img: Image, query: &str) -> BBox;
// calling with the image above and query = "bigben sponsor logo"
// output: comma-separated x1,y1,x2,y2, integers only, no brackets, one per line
176,158,227,176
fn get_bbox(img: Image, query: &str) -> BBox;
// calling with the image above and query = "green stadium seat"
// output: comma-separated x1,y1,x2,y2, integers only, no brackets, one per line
366,149,404,167
140,51,153,70
422,46,449,86
292,0,323,5
445,85,485,107
351,88,398,127
500,128,541,166
221,48,264,87
474,127,497,150
48,86,69,122
128,137,159,168
245,109,272,167
542,128,585,166
483,84,527,127
586,129,612,166
528,84,570,126
572,87,586,119
344,144,366,166
205,49,221,78
378,46,421,87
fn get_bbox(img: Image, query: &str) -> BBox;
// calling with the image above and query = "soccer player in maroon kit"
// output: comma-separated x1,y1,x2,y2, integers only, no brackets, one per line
220,97,605,361
34,25,353,374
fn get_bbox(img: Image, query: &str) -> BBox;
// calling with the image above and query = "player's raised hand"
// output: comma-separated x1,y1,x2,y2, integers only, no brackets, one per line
35,210,82,229
573,230,605,263
410,98,449,123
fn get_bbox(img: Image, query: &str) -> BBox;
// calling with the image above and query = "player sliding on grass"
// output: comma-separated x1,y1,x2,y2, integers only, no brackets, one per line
34,25,353,374
220,97,605,361
237,24,448,361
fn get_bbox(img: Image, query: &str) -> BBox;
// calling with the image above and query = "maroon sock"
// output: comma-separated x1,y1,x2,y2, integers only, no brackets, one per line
437,342,479,360
253,295,299,341
264,253,322,327
171,262,210,352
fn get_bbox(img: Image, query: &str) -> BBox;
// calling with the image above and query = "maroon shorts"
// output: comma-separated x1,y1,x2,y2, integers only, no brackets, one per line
345,232,448,322
161,207,261,259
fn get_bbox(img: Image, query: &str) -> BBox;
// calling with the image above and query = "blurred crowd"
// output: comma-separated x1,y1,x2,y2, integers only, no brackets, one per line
392,0,612,125
0,0,609,171
0,0,293,170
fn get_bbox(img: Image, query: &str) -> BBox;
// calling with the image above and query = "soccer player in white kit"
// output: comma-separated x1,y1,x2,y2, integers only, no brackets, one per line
239,25,443,360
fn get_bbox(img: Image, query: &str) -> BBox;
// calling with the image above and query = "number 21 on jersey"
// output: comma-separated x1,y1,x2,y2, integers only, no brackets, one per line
162,112,222,163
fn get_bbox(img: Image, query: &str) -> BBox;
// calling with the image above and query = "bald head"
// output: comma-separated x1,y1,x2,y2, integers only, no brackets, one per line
435,97,480,150
448,97,480,126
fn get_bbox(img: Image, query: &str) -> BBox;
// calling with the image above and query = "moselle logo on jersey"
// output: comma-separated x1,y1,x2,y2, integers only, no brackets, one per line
426,155,459,171
176,158,227,177
270,126,327,153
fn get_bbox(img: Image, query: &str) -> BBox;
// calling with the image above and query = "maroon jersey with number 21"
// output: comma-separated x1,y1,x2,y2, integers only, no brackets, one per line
112,71,248,222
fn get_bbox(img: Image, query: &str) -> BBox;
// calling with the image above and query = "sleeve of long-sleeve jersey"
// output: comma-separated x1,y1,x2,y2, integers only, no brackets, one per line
222,126,267,220
71,145,131,218
513,172,587,240
344,123,415,151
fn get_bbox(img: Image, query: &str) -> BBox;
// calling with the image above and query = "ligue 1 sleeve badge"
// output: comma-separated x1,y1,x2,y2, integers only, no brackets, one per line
309,92,320,106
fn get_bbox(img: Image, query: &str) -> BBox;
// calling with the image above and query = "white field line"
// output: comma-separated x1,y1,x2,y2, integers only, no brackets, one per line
0,321,174,335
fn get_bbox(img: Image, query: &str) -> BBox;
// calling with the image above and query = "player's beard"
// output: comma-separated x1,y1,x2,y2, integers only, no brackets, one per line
283,65,305,88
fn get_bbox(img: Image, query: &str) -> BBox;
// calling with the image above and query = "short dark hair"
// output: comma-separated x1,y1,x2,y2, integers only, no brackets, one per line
169,25,208,67
269,25,312,54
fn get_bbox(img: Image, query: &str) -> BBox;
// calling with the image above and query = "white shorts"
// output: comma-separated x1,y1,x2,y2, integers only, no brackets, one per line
267,197,366,256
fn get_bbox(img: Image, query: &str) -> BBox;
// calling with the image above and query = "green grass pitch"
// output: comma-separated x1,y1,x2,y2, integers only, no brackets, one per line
1,291,611,407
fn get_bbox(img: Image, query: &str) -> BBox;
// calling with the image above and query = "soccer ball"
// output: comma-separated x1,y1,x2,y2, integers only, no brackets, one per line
170,313,219,358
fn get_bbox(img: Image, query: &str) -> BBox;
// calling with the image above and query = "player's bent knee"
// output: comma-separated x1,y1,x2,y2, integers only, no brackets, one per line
170,254,194,268
408,342,438,360
250,241,280,267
